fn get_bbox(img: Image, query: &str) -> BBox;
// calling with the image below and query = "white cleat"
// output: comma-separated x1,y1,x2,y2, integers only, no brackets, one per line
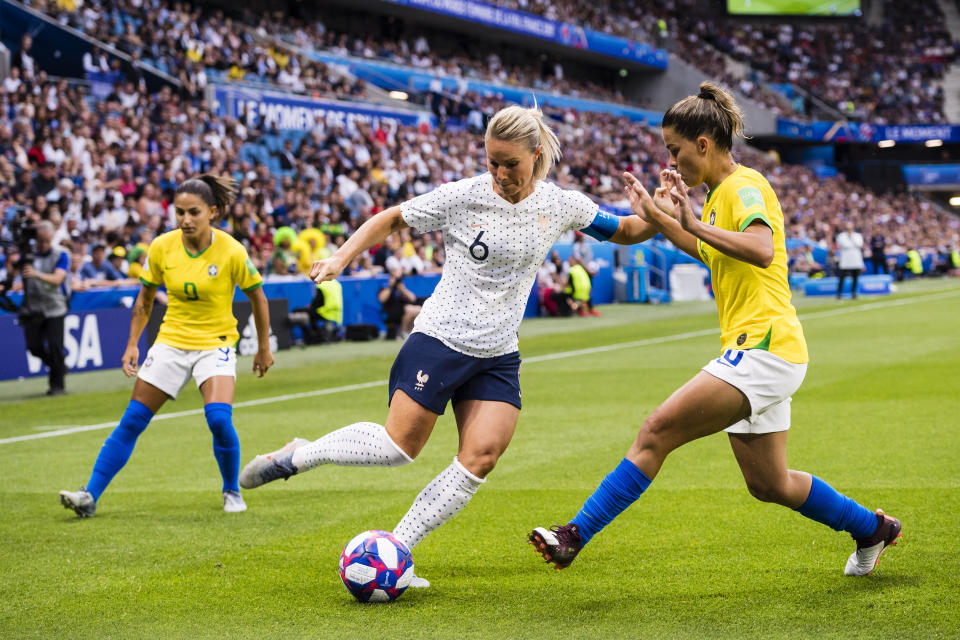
59,488,96,518
223,490,248,513
408,574,430,589
239,438,310,489
844,509,902,576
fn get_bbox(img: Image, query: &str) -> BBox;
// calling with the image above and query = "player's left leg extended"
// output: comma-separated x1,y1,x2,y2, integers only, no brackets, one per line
729,431,901,576
531,371,750,569
201,375,245,513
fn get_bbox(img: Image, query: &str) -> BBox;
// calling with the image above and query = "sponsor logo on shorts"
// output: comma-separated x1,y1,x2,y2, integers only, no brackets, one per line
144,356,154,367
415,370,429,391
208,265,219,277
737,333,746,346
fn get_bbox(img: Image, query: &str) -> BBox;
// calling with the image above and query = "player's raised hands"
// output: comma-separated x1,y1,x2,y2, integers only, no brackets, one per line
309,258,344,284
666,170,698,230
653,169,676,216
622,171,659,223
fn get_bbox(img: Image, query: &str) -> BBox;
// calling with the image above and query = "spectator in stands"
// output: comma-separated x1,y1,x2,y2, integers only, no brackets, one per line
378,269,420,340
80,244,123,283
835,221,865,299
12,34,37,82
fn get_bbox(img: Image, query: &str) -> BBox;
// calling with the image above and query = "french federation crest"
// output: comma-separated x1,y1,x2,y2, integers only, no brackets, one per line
208,265,219,277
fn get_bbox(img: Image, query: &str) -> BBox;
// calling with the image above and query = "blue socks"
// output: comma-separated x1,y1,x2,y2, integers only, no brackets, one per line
571,458,652,545
795,475,879,539
86,399,154,501
205,403,240,493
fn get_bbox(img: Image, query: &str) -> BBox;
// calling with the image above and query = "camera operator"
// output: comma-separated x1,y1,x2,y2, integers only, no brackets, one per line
377,268,420,340
19,220,70,395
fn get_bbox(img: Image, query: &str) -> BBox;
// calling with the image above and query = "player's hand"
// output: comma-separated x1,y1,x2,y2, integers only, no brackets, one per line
666,171,698,230
121,345,139,377
653,170,677,216
309,258,344,284
252,348,274,378
21,264,37,279
622,172,659,224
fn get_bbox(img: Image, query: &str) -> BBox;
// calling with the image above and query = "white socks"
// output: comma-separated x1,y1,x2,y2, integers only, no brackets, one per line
393,457,484,551
291,422,413,471
290,426,485,551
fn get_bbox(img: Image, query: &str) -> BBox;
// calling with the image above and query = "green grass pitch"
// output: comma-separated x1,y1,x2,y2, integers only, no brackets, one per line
1,280,958,639
727,0,861,16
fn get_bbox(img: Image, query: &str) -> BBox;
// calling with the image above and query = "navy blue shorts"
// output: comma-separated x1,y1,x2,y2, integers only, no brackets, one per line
388,333,522,415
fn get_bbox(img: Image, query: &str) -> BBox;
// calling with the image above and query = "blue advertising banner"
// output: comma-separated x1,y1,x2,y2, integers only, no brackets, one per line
211,85,435,131
379,0,667,69
902,164,960,186
777,118,960,143
0,308,147,381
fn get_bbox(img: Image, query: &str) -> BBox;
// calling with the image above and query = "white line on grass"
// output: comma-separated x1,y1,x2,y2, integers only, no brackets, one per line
2,288,958,446
0,380,386,445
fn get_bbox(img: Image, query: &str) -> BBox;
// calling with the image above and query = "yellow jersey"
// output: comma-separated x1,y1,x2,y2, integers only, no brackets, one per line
141,229,263,350
698,165,808,364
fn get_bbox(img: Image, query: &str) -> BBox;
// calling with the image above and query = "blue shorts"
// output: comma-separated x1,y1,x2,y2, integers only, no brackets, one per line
388,332,522,415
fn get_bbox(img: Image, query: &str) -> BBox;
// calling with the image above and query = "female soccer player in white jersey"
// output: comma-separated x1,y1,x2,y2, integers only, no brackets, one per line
239,104,657,585
530,83,901,577
59,175,274,517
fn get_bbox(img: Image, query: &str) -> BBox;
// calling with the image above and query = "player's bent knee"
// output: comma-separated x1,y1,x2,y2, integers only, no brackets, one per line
458,450,499,478
744,477,789,504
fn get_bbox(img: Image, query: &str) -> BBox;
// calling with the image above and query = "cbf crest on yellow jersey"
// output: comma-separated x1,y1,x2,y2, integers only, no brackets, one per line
141,229,262,350
698,165,808,364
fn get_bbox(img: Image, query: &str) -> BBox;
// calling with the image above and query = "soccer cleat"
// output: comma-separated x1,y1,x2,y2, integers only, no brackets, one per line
223,490,247,513
239,438,309,489
408,574,431,589
844,509,902,576
59,488,96,518
528,524,583,570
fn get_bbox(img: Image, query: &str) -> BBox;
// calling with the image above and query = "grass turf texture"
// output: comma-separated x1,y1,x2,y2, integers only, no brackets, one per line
1,280,958,639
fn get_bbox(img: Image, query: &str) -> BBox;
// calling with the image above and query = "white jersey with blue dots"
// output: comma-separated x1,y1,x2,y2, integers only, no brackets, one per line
400,173,600,357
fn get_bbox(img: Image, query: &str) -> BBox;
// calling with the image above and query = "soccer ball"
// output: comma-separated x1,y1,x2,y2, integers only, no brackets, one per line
339,530,414,603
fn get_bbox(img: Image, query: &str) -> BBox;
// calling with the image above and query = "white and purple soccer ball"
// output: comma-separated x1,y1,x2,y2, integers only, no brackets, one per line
339,530,414,603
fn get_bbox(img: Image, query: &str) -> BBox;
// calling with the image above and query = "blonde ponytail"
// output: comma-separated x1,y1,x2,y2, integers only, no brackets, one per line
485,104,562,181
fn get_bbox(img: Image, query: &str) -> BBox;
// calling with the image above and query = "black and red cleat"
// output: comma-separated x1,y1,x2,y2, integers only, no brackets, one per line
529,524,583,570
844,509,902,576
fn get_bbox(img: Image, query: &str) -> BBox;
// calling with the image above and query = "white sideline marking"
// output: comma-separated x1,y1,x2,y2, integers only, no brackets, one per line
0,380,386,445
2,288,958,446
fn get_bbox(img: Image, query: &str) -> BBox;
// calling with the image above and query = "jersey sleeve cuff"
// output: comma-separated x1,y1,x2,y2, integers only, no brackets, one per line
139,276,159,287
242,282,263,292
739,213,772,232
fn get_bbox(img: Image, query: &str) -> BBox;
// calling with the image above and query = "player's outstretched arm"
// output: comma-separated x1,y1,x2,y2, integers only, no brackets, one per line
244,285,274,377
310,206,409,283
622,171,701,262
666,171,774,268
121,285,157,377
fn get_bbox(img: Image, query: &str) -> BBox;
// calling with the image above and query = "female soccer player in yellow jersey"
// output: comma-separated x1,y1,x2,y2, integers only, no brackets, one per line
531,83,901,577
59,175,274,517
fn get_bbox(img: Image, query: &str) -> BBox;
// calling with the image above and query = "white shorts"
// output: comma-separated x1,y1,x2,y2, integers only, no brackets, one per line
138,342,237,399
702,349,807,435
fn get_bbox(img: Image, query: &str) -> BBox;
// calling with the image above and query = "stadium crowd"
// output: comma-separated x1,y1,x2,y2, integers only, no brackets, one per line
32,0,959,123
37,0,369,102
3,16,959,315
493,0,956,123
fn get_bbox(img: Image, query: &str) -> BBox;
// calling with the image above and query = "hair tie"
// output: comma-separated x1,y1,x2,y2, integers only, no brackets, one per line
698,91,712,100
